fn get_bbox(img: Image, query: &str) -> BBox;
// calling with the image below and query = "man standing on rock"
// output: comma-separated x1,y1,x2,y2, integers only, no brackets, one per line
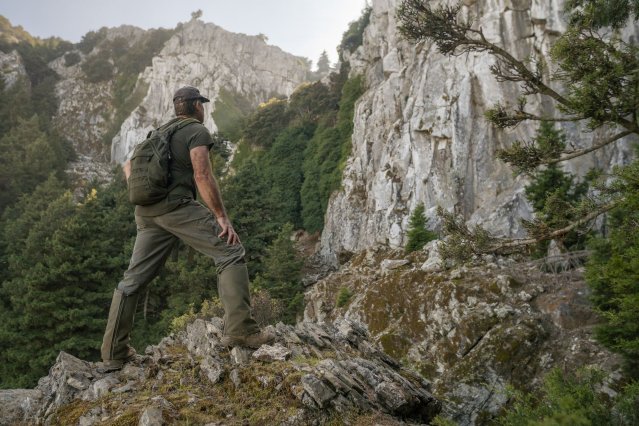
99,86,274,372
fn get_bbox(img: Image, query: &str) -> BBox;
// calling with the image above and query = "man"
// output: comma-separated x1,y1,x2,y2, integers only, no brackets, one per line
99,86,274,373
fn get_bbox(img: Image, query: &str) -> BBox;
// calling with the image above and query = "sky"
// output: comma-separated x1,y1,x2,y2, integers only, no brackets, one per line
0,0,368,67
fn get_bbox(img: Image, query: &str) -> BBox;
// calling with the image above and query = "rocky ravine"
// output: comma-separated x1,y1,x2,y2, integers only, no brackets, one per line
1,319,440,425
320,0,638,262
304,243,622,425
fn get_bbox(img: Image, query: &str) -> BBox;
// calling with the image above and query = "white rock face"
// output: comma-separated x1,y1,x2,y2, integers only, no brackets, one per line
111,19,309,163
320,0,638,262
0,50,27,89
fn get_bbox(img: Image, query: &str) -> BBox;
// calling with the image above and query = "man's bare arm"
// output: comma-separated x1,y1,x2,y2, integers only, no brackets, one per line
190,145,240,245
123,160,131,181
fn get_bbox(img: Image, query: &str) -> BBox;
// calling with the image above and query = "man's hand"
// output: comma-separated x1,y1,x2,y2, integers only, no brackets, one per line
217,216,240,245
191,146,240,245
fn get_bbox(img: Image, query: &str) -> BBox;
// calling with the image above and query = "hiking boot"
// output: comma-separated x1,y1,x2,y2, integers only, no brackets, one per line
221,328,275,349
96,346,137,373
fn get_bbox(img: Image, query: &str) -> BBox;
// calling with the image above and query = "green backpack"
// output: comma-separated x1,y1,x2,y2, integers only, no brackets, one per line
127,117,199,205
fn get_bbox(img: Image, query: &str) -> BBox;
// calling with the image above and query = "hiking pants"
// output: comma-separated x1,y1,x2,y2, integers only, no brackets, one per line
107,199,259,347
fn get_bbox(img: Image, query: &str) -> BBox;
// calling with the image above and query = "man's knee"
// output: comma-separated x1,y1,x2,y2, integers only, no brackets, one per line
117,276,148,296
217,245,246,274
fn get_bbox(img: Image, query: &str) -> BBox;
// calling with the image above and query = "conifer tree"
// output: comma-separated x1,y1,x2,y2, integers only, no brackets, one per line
0,181,134,388
405,203,437,253
317,50,331,75
252,223,303,323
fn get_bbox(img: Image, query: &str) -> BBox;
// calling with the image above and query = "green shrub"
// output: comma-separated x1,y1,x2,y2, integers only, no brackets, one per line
339,6,372,54
63,51,81,67
497,368,639,425
81,53,113,83
77,28,107,54
336,287,353,308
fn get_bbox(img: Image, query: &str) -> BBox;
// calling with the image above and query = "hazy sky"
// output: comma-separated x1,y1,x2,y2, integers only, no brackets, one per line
0,0,368,67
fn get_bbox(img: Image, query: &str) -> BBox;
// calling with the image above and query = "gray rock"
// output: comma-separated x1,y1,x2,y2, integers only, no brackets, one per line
5,317,440,425
0,389,42,425
78,407,102,426
120,364,145,382
184,319,222,358
32,351,94,420
112,382,134,394
91,376,120,398
230,347,252,364
199,356,224,384
301,374,336,408
375,381,411,412
229,369,242,389
252,344,292,362
138,406,164,426
381,259,410,272
66,376,89,390
421,240,444,272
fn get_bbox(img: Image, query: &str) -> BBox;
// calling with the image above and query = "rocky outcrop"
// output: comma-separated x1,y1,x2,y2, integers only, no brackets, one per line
320,0,638,262
304,246,621,425
46,19,309,184
0,49,27,89
110,19,310,163
0,318,440,425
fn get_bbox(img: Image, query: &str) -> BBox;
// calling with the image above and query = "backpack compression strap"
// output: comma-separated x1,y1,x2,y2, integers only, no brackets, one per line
165,117,201,193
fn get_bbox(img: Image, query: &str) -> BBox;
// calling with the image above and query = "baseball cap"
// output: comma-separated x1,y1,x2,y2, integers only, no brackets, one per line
173,86,210,103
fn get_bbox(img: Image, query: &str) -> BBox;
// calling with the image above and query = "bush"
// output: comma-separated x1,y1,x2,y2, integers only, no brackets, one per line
497,368,639,425
63,51,81,67
169,298,224,333
339,7,372,54
77,28,107,54
336,287,353,308
81,53,113,83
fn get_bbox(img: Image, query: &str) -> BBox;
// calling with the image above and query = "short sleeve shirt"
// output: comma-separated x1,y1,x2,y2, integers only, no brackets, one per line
135,119,214,217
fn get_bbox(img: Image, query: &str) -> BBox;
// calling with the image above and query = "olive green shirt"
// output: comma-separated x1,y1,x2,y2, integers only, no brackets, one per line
135,118,215,217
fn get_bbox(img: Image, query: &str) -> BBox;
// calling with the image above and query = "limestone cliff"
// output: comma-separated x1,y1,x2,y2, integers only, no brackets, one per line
320,0,638,262
110,19,309,164
0,49,27,89
48,18,309,182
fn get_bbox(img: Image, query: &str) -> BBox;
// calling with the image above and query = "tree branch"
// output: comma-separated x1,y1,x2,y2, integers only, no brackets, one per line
547,130,633,165
487,201,619,252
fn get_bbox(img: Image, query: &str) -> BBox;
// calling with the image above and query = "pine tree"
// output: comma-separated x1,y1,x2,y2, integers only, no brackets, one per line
252,223,303,323
0,115,69,212
523,123,589,254
0,180,134,388
405,203,437,253
586,161,639,377
317,50,331,75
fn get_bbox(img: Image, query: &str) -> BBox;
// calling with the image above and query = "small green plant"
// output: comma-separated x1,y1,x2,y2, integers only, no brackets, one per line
405,203,437,253
169,298,225,333
336,287,353,308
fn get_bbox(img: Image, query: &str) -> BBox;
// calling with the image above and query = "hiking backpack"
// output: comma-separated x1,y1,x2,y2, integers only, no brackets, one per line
127,118,199,206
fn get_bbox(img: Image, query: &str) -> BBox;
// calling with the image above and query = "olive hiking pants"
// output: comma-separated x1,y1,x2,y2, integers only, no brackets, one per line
101,200,260,363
